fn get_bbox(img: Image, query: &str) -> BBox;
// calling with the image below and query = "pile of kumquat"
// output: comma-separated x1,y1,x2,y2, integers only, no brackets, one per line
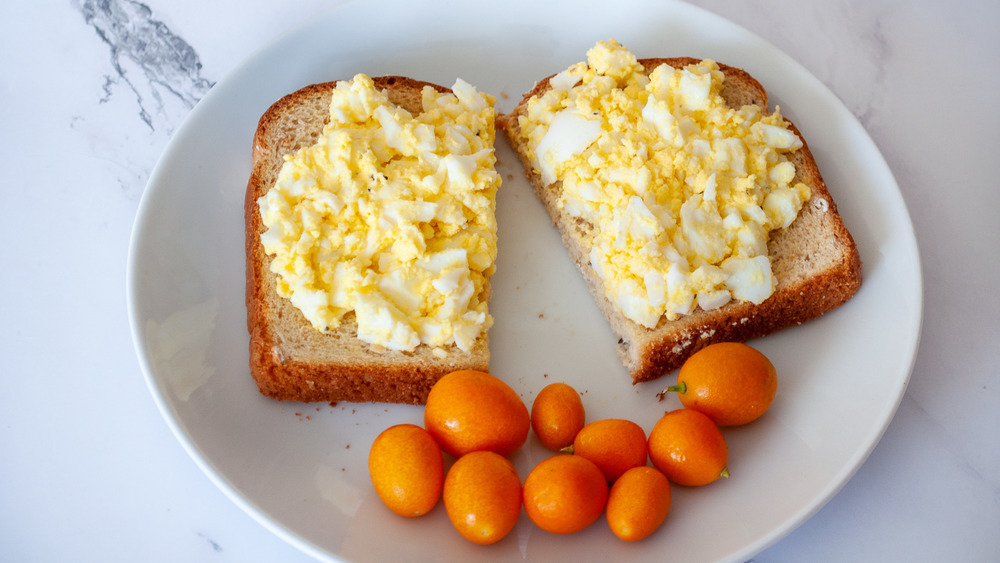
368,342,778,545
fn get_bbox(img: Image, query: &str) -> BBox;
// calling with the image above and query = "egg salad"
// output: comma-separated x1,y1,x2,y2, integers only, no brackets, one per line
516,39,811,328
258,74,500,352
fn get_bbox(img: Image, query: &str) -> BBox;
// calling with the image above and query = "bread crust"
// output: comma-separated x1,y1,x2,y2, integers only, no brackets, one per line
498,58,862,383
245,76,490,404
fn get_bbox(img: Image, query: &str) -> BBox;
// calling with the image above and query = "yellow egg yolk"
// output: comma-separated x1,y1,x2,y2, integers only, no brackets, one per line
516,39,810,328
258,74,500,352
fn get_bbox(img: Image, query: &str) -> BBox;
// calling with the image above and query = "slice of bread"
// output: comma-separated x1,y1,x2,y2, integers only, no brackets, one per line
245,76,492,404
498,57,862,383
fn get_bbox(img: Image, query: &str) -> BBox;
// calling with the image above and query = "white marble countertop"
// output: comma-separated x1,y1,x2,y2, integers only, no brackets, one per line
3,0,998,561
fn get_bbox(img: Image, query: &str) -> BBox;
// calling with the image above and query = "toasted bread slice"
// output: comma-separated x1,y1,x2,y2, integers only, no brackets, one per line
245,76,492,404
498,57,862,383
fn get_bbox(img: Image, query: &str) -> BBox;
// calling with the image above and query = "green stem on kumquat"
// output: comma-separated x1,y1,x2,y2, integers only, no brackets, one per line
656,381,686,401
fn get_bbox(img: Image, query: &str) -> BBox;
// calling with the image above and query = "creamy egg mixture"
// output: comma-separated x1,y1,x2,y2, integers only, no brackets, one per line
517,39,811,328
258,74,500,352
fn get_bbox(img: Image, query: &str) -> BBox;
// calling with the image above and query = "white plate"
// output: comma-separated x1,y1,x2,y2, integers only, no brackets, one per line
127,1,922,561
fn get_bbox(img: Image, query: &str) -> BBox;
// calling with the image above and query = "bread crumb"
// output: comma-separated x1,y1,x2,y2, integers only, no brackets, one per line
543,373,549,378
538,312,545,319
671,340,692,354
500,91,509,99
272,346,286,364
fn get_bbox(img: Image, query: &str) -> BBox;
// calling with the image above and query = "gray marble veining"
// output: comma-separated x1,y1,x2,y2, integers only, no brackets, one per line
76,0,213,131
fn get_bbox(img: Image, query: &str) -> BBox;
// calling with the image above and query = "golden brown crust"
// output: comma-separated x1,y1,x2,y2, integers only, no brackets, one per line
245,76,489,405
498,58,862,383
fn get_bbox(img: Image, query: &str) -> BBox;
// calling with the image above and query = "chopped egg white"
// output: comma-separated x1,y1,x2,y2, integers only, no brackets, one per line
258,74,500,352
534,108,603,185
517,39,811,327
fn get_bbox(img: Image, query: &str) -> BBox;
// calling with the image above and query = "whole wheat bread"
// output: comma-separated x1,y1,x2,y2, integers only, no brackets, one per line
245,76,492,404
498,58,862,383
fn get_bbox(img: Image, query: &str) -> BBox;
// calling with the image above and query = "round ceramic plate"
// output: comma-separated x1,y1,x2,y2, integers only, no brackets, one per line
127,1,922,561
